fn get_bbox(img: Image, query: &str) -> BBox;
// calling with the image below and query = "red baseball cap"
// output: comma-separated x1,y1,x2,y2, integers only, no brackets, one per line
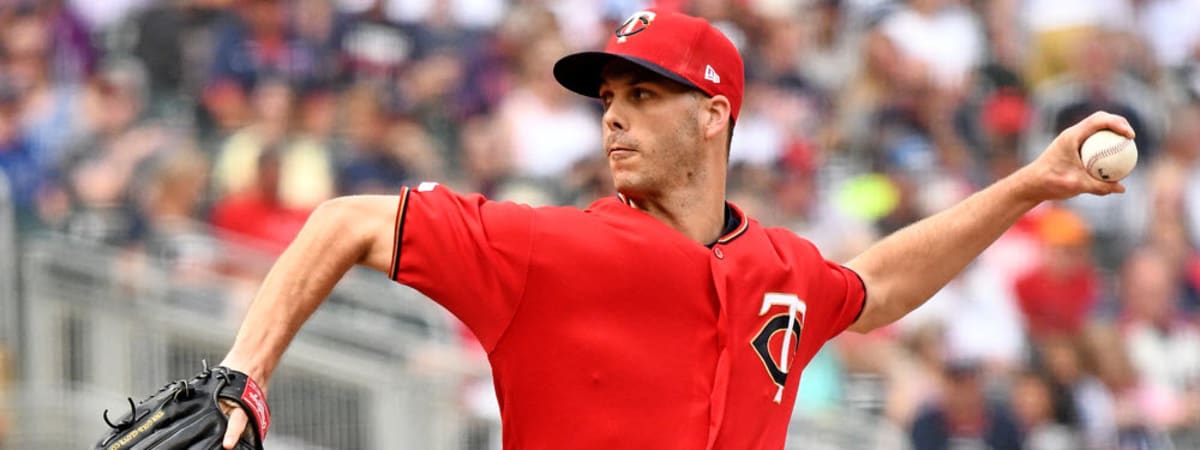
554,9,745,122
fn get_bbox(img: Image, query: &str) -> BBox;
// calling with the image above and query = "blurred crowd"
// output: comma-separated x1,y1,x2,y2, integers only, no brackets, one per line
0,0,1199,448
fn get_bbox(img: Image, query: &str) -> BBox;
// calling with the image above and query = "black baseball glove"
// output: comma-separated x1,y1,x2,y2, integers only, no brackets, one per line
94,362,271,450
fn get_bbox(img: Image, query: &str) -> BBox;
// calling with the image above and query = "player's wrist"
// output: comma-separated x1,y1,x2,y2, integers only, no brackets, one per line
998,165,1045,207
217,356,272,392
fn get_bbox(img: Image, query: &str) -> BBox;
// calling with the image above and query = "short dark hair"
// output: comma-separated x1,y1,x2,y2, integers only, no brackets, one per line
726,123,735,157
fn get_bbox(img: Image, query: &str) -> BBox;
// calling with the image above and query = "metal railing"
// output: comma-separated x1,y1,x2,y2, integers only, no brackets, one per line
0,172,17,365
7,233,489,450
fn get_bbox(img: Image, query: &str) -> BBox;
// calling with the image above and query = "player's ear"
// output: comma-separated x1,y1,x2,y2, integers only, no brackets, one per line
699,95,732,141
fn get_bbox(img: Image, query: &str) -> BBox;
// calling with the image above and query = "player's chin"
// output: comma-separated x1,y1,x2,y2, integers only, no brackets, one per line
608,158,637,180
609,170,645,194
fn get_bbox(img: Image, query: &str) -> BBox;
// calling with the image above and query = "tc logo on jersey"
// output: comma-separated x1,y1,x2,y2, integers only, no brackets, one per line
615,11,657,43
751,293,806,403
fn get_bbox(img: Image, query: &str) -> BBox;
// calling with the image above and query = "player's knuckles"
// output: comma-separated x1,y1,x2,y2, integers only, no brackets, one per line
1073,111,1127,135
1086,110,1115,123
1091,111,1135,135
1067,112,1106,133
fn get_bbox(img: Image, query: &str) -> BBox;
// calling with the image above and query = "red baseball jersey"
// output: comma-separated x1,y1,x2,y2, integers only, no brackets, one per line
388,183,866,450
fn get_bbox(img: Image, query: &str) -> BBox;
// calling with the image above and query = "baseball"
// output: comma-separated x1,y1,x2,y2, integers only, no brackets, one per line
1079,129,1137,182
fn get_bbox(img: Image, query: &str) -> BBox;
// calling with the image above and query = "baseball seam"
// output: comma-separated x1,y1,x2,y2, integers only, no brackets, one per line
1084,139,1129,172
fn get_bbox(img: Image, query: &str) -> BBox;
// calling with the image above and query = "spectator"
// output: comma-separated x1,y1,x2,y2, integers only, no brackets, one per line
495,33,600,180
42,0,97,83
797,0,863,95
879,0,985,92
3,7,83,169
1014,206,1102,343
734,18,830,170
294,0,338,64
1119,103,1200,313
1135,0,1200,71
333,0,422,83
399,49,466,158
337,83,411,195
458,113,513,198
386,118,447,185
1021,0,1135,88
898,260,1025,371
562,155,613,208
453,4,553,118
211,77,292,189
1026,27,1166,260
1118,249,1200,420
284,84,338,208
831,19,918,162
1025,29,1164,166
130,1,189,105
207,0,327,91
200,78,254,143
68,0,149,32
1165,104,1200,257
0,77,41,228
210,145,311,254
61,60,159,165
1035,335,1116,448
909,357,1023,450
1011,370,1081,450
56,62,167,245
1088,324,1185,448
886,322,948,427
138,149,219,277
386,0,507,31
213,78,335,210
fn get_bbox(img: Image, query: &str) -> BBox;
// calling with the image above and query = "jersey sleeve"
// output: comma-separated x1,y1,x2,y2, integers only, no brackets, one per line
811,261,867,341
388,183,534,351
783,235,867,343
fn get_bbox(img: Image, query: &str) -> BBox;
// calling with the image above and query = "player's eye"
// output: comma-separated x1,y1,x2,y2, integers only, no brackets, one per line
599,92,613,110
632,87,653,101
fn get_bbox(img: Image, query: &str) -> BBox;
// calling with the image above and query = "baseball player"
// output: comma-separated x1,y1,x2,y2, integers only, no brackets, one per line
215,9,1130,450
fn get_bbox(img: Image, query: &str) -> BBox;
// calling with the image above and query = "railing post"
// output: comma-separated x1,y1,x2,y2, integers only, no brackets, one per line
0,172,18,377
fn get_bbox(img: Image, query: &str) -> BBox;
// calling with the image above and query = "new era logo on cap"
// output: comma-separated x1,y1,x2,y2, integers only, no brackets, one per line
705,65,720,84
552,9,745,121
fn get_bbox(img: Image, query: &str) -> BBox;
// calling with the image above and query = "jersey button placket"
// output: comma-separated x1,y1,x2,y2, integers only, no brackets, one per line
713,247,724,259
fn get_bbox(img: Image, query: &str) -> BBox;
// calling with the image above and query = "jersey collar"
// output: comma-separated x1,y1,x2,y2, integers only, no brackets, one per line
614,193,748,247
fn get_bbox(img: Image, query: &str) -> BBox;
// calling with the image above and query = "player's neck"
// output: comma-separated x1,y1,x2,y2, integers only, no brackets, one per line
625,187,727,245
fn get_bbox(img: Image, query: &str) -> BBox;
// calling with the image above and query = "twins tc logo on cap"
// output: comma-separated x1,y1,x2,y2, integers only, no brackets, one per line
553,9,745,121
616,11,657,43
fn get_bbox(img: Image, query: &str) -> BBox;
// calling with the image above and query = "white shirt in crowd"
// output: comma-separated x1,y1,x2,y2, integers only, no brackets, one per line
1125,321,1200,394
498,88,601,180
898,261,1026,367
1137,0,1200,68
1022,0,1135,32
880,3,985,90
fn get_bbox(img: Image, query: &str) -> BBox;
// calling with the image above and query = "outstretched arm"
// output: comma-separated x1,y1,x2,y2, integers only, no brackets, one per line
846,112,1133,333
217,195,399,447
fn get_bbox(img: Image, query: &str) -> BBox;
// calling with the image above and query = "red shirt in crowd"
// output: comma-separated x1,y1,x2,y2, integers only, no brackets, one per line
210,192,311,254
1014,267,1099,339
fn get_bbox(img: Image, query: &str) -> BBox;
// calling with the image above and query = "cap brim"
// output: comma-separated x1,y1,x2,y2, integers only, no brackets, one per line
553,51,700,98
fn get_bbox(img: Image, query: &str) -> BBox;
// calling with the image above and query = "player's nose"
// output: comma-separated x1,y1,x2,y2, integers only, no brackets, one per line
602,100,627,133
